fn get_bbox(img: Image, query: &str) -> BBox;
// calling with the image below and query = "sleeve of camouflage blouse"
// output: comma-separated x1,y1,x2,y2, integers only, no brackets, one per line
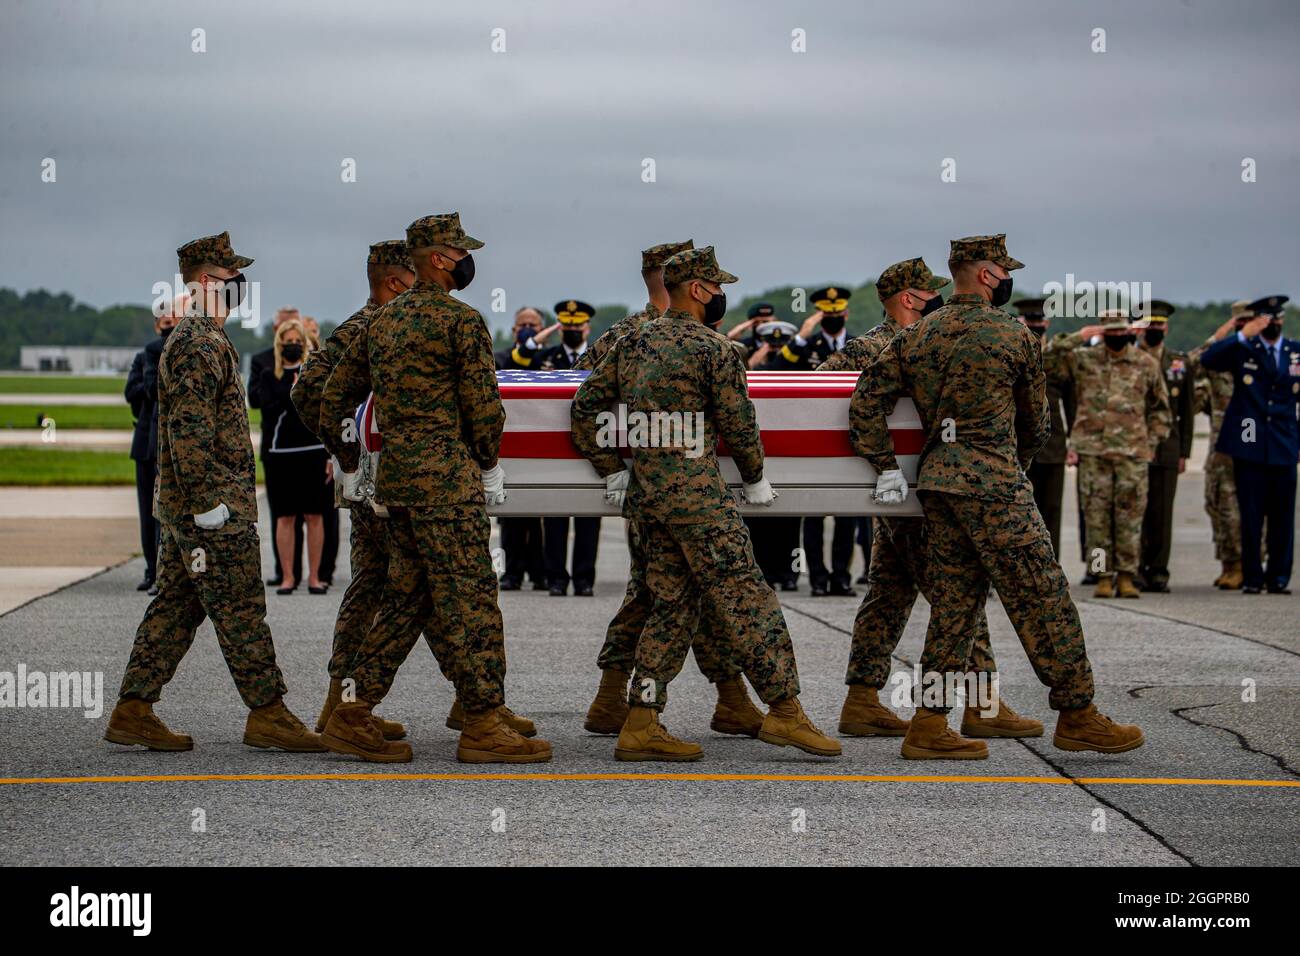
849,344,902,475
572,331,608,372
290,344,333,439
165,343,232,516
319,334,371,472
1014,335,1052,467
570,347,626,478
711,345,765,484
1042,331,1080,386
455,312,505,470
817,349,849,371
1146,362,1173,454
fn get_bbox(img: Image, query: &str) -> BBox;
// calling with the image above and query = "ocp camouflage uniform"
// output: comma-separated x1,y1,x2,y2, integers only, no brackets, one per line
835,314,998,690
1191,339,1242,562
320,214,506,711
851,234,1095,713
120,232,286,708
571,249,800,710
1045,331,1172,575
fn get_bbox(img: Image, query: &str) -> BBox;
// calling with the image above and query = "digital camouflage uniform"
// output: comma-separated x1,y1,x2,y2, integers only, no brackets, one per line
833,258,999,691
1191,337,1242,562
851,235,1095,713
1045,331,1171,575
120,232,287,709
320,214,506,712
571,247,800,710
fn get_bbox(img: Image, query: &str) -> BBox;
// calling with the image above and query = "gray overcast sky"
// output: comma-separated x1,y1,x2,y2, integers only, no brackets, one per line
1,0,1297,331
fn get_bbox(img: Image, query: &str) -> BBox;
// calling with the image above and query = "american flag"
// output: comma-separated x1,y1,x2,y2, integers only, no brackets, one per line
358,369,922,516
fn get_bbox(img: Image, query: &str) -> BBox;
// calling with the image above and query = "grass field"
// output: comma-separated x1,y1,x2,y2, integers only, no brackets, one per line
0,403,263,429
0,374,127,394
0,448,265,485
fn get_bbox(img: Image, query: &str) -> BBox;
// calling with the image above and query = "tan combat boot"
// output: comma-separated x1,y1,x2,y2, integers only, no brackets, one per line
900,707,988,760
321,701,413,763
1115,572,1141,599
1093,574,1114,598
615,706,702,761
710,677,765,737
961,696,1044,738
318,678,405,739
244,698,327,752
446,698,537,737
1213,563,1230,588
584,668,630,735
457,708,552,764
838,684,910,736
1053,704,1144,753
104,698,193,751
758,697,842,756
1219,561,1244,590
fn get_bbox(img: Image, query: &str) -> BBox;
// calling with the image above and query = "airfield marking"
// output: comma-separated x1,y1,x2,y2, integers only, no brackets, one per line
0,773,1296,787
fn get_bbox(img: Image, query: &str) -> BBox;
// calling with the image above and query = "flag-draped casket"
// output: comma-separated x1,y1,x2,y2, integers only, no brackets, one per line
357,369,923,516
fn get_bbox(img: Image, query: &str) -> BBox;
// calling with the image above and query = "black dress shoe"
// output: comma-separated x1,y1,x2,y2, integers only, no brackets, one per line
574,584,594,597
531,580,549,591
810,581,830,597
1081,573,1099,586
266,577,283,587
147,582,159,597
829,581,857,597
1267,585,1292,595
1242,585,1263,595
780,577,799,592
549,583,568,597
855,573,870,585
136,575,155,592
499,576,522,591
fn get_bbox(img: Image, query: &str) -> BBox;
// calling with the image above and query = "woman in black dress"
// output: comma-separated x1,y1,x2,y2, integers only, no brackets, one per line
260,319,333,594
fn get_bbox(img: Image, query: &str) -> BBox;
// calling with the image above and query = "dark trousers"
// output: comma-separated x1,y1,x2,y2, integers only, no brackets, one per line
544,516,600,588
803,515,856,586
1233,459,1296,589
745,515,801,585
1028,460,1066,559
1140,464,1178,585
856,515,873,570
133,458,160,579
500,517,545,583
320,506,339,582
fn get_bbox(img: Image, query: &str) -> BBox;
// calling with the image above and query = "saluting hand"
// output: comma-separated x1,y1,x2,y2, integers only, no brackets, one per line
1240,316,1271,338
798,311,824,340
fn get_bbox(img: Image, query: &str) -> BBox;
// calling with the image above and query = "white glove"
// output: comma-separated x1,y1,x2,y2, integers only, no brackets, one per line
193,502,230,529
873,469,909,505
604,470,630,509
482,464,507,505
338,469,364,502
742,477,779,506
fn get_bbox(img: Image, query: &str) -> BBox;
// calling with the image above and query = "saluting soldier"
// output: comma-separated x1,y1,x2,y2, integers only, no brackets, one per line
105,232,322,753
853,234,1144,759
1045,309,1171,599
1137,300,1195,592
572,246,840,761
319,212,549,763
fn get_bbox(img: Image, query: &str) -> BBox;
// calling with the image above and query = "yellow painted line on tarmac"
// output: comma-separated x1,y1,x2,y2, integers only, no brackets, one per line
0,772,1296,788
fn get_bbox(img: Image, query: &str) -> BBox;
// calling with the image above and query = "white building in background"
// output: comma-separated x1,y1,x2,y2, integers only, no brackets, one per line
19,346,139,374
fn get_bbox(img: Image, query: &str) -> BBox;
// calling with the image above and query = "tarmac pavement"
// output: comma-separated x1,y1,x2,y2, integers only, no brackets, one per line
0,467,1296,867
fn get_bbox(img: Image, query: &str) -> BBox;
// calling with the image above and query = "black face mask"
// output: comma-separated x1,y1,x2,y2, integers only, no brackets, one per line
703,290,727,325
1262,321,1283,342
220,272,247,311
449,252,476,290
562,329,585,348
821,313,846,335
281,343,304,363
1143,328,1165,347
918,293,944,318
987,274,1013,308
1104,335,1129,352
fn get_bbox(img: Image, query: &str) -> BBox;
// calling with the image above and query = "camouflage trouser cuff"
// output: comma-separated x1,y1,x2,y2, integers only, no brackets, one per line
626,675,669,710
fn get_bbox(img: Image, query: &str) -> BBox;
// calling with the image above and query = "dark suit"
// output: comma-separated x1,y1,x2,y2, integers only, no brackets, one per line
248,345,304,583
492,338,546,585
537,342,601,592
1030,361,1076,559
1139,345,1196,587
1199,333,1300,590
124,339,163,580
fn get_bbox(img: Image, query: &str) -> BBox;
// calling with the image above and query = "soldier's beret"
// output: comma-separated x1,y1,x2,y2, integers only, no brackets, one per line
1248,294,1289,318
177,231,254,271
876,258,949,302
641,240,694,270
554,299,596,325
949,234,1025,271
811,286,852,314
367,240,411,268
406,212,484,251
662,246,739,288
747,302,776,320
1013,297,1047,319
